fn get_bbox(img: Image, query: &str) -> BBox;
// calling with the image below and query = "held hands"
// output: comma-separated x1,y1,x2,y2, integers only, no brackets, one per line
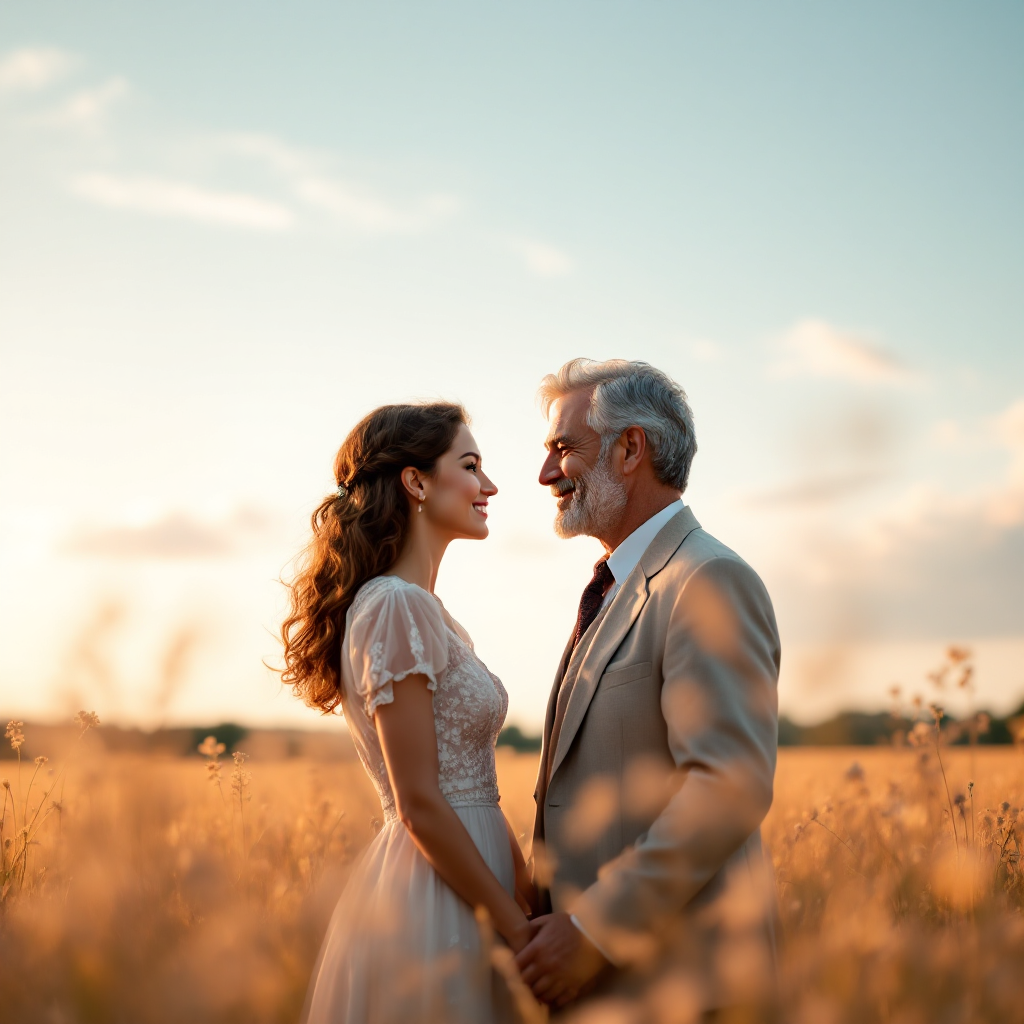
514,912,610,1008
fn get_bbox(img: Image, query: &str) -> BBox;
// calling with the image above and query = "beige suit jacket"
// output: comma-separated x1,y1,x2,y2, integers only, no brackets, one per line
532,507,780,1008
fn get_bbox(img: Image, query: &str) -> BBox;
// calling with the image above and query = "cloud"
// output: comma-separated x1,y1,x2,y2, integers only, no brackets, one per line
742,403,903,509
223,133,461,234
744,470,887,508
71,173,295,230
0,47,75,93
686,338,723,363
930,418,967,451
47,76,128,128
993,399,1024,470
779,499,1024,642
4,50,562,252
62,514,232,559
770,319,916,385
768,396,1024,642
296,177,459,233
61,508,281,560
507,237,574,277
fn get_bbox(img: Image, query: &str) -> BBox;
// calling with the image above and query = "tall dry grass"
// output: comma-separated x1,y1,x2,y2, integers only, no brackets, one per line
2,718,1024,1023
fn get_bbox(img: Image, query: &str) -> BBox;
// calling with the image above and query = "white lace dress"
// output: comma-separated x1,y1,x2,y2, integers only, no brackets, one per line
302,575,516,1024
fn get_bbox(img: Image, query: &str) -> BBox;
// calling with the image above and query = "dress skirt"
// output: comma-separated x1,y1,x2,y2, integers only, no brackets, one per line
302,802,517,1024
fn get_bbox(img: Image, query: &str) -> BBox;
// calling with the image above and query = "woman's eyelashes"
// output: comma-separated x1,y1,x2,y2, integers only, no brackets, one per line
463,461,479,474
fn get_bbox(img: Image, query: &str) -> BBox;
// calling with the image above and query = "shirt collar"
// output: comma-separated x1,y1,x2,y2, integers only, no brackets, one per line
605,499,686,585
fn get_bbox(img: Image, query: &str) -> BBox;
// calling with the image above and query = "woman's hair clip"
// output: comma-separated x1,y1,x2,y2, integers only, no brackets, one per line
336,482,348,498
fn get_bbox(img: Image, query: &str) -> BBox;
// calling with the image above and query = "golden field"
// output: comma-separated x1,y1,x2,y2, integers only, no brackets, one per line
3,725,1024,1023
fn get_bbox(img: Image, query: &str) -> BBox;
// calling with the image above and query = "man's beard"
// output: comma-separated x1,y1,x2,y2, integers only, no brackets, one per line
553,447,628,539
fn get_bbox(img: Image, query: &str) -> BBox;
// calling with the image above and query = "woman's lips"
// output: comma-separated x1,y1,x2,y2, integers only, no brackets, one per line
472,503,489,518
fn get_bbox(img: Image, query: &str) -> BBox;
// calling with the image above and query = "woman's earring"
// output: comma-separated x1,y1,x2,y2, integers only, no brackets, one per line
418,493,425,514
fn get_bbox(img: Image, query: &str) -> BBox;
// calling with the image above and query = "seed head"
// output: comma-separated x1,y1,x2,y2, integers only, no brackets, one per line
34,755,48,767
197,735,226,759
74,710,101,731
230,751,252,799
908,722,931,747
5,721,24,751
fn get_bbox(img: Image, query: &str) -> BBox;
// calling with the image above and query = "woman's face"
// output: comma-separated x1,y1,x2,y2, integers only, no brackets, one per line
422,424,497,540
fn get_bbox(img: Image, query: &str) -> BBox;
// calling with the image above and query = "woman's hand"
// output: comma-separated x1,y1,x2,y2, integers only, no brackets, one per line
507,917,534,955
504,814,540,917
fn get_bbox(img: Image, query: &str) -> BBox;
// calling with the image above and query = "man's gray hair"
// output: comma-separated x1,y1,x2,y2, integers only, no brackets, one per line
538,358,698,492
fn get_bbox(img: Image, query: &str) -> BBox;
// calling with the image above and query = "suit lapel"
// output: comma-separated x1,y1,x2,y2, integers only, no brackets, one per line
548,568,648,781
534,631,576,802
547,506,702,783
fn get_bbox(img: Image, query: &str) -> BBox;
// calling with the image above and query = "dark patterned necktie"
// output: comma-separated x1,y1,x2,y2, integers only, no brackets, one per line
573,557,614,649
543,556,616,790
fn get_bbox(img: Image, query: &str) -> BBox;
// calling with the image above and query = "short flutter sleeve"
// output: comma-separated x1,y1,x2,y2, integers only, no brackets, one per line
347,580,449,717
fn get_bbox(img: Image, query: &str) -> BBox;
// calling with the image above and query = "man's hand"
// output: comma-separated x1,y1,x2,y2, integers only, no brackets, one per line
514,912,610,1008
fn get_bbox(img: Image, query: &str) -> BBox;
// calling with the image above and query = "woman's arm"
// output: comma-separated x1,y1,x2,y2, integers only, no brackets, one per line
376,674,532,952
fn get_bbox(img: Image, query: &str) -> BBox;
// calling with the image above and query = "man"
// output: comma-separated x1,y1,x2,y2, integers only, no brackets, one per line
516,358,780,1018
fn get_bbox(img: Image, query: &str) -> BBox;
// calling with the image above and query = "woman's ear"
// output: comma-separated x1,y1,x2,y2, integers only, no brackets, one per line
400,466,424,501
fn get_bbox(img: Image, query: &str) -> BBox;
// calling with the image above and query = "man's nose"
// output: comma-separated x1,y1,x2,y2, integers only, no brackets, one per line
538,452,562,486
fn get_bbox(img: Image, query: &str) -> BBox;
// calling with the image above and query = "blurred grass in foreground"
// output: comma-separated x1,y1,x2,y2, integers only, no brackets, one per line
2,723,1024,1022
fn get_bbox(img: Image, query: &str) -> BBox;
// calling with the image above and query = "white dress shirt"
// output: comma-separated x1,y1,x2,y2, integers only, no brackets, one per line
601,498,686,609
569,497,686,960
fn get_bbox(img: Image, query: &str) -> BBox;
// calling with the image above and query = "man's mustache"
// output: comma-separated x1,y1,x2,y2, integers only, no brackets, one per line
550,477,579,498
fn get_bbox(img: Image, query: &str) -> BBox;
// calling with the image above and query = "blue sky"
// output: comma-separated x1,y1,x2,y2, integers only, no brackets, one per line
1,2,1021,730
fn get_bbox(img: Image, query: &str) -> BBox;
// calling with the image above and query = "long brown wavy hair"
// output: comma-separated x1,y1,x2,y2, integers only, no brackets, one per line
281,402,468,714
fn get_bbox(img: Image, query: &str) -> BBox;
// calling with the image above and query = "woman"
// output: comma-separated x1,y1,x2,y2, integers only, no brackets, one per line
281,402,536,1024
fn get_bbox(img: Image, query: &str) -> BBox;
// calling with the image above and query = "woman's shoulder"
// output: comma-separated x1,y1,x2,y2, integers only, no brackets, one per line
350,574,443,622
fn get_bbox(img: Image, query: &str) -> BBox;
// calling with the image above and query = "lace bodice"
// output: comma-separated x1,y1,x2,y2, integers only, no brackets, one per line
341,575,508,821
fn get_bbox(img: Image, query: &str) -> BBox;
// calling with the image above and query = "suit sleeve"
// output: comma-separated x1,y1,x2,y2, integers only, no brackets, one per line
569,555,780,964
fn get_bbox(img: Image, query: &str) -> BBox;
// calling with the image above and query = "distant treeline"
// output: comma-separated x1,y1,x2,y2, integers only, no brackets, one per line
6,708,1022,762
778,704,1024,747
499,703,1024,752
496,725,543,752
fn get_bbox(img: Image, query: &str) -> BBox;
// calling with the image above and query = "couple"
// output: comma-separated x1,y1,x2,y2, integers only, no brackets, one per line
282,358,781,1023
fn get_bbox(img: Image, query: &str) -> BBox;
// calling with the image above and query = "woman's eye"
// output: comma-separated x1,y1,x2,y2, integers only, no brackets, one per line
465,462,479,473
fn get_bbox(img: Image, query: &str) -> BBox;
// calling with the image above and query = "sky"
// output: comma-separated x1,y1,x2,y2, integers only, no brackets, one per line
1,2,1022,733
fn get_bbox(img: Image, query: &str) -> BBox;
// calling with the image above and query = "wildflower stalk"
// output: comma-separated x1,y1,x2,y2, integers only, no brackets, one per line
1,712,100,901
0,780,13,881
230,751,252,879
968,781,975,849
197,736,227,805
23,757,48,828
931,706,960,860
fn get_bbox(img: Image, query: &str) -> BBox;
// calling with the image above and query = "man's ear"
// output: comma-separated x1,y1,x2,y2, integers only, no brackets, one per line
620,426,647,476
